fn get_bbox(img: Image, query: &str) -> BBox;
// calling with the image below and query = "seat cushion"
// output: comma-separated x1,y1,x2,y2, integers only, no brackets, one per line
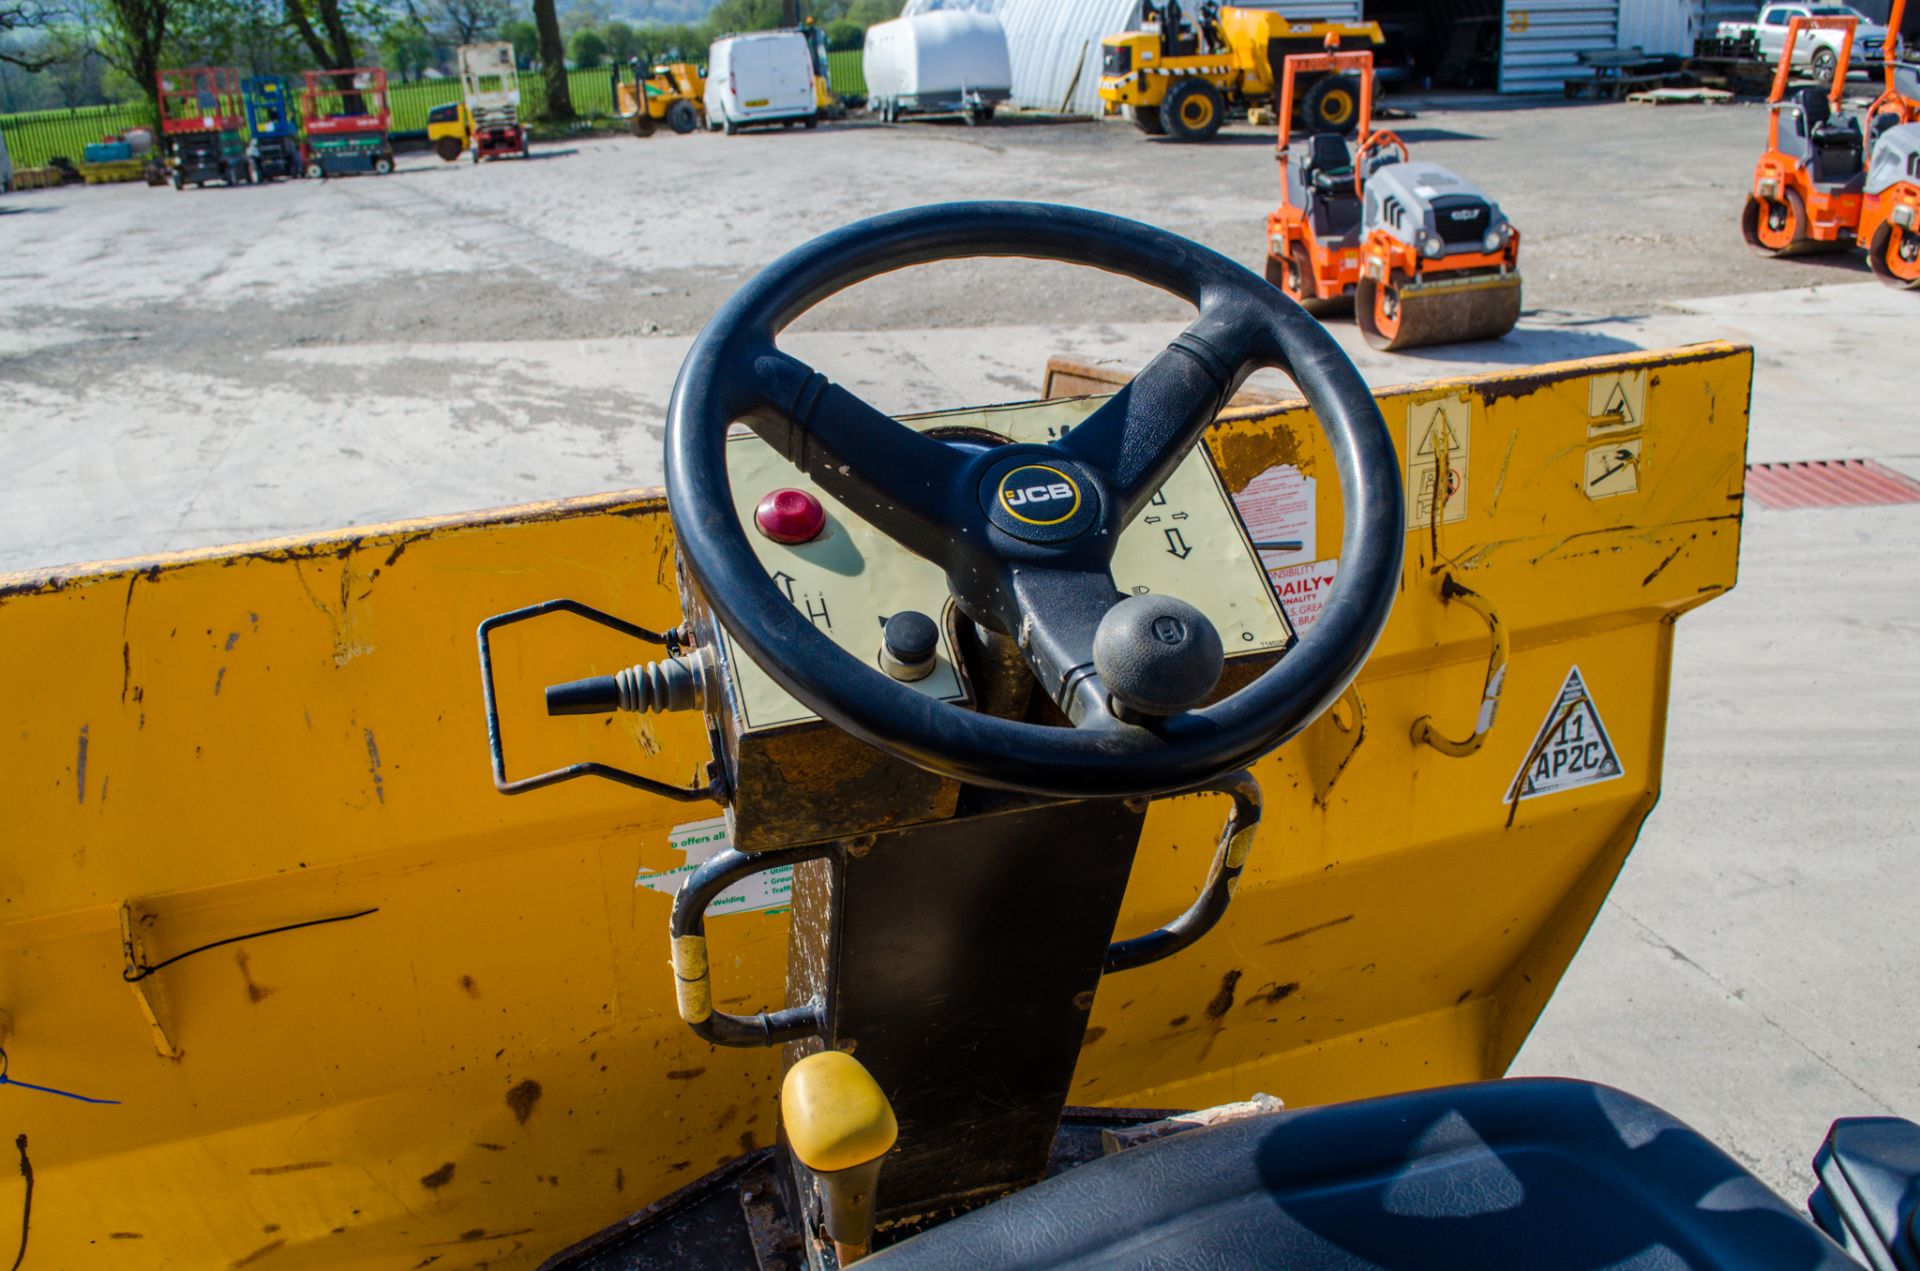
864,1078,1856,1271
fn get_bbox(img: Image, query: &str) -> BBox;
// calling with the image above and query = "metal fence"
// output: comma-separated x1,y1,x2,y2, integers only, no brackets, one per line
827,50,866,96
1,53,872,169
0,66,641,171
0,103,156,169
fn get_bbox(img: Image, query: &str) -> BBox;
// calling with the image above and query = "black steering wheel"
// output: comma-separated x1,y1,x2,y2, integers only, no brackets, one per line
664,202,1401,800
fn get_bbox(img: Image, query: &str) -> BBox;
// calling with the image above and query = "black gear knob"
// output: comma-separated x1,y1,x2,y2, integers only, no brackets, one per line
1092,593,1224,718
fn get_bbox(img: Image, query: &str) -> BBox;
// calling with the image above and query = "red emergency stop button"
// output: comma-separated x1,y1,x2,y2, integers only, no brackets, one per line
754,488,826,544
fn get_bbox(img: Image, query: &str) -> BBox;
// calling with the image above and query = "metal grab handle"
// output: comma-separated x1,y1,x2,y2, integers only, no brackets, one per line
1104,771,1262,975
670,843,833,1048
476,598,718,801
1410,575,1509,758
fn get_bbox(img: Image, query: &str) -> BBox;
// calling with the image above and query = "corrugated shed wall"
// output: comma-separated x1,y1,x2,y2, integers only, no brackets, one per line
988,0,1362,116
991,0,1140,115
1498,0,1621,92
1617,0,1696,55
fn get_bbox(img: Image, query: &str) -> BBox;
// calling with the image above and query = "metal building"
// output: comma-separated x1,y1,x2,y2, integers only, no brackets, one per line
1497,0,1624,92
986,0,1365,116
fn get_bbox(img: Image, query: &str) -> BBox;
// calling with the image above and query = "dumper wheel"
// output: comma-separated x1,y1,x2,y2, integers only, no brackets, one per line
1743,190,1810,256
1160,79,1224,143
1303,74,1363,137
434,136,463,161
1869,222,1920,289
668,100,700,134
1129,105,1165,135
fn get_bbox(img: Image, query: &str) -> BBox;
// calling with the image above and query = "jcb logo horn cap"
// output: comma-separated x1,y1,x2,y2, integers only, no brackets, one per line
978,454,1100,544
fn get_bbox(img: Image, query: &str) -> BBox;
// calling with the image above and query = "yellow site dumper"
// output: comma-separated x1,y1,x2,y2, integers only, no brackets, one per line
1099,0,1383,141
4,205,1867,1271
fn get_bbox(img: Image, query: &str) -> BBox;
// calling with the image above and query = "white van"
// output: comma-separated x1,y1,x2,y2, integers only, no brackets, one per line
705,31,819,134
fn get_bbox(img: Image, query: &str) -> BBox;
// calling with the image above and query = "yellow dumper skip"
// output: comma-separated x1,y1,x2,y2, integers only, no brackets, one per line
0,343,1749,1268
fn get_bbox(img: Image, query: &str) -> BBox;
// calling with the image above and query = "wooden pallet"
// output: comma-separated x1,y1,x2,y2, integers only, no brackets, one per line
1626,87,1735,105
80,159,147,184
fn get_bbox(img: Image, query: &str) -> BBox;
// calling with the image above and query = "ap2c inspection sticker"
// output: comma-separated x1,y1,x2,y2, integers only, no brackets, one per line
1507,666,1623,802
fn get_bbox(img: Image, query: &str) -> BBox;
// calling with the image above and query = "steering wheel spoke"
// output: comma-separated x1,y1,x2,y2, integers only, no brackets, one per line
1002,564,1125,724
737,343,970,566
1056,308,1274,524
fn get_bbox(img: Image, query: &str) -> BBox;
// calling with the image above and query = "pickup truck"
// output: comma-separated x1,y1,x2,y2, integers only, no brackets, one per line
1718,3,1888,80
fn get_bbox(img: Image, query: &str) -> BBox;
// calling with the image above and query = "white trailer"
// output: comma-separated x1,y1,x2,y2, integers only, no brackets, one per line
865,9,1015,123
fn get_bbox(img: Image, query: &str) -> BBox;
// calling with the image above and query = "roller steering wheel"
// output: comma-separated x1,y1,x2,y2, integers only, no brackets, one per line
664,202,1402,800
1354,131,1410,197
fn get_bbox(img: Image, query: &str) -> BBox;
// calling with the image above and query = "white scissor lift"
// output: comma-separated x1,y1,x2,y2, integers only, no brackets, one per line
458,42,529,162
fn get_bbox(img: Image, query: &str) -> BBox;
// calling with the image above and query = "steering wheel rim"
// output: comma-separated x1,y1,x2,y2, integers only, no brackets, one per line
665,201,1402,800
1354,130,1410,197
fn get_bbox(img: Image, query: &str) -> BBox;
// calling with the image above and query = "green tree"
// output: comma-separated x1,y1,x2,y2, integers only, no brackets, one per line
705,0,780,36
2,0,59,70
95,0,174,123
635,21,699,63
283,0,361,72
379,15,432,77
566,23,601,66
823,16,859,49
531,0,571,118
503,16,536,66
433,0,511,46
602,17,635,61
842,0,899,27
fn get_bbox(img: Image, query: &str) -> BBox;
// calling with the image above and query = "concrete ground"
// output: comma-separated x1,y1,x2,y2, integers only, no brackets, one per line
2,99,1915,1204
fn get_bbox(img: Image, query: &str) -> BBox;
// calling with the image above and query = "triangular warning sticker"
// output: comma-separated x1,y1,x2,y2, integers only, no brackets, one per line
1599,380,1636,426
1415,408,1458,457
1507,666,1623,802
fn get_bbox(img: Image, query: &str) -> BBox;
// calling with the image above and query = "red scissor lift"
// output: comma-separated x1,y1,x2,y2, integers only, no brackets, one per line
299,68,396,178
157,66,252,190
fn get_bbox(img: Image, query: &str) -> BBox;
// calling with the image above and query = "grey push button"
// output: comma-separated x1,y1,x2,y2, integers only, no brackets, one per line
881,610,940,682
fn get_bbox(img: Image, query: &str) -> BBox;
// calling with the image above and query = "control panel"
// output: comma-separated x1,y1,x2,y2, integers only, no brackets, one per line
718,397,1294,735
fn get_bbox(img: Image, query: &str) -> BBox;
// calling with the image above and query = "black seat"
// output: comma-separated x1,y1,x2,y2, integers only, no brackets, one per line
865,1078,1857,1270
1797,87,1865,184
1299,133,1361,238
1304,132,1355,195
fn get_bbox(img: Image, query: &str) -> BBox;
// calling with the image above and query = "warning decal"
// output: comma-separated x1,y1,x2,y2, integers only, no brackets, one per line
1406,395,1471,529
1586,370,1647,438
1507,666,1623,802
637,816,792,915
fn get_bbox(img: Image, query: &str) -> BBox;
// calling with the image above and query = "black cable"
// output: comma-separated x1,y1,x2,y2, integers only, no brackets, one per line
9,1134,30,1271
123,908,379,982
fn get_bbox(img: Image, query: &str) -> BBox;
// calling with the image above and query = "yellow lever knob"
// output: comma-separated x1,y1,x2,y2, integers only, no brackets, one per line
781,1050,898,1174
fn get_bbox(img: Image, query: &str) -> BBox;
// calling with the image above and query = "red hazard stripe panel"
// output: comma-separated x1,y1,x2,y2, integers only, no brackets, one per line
1743,459,1920,510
